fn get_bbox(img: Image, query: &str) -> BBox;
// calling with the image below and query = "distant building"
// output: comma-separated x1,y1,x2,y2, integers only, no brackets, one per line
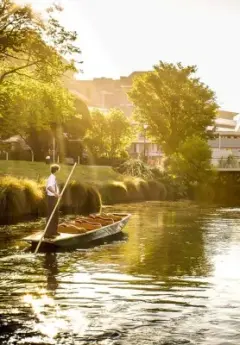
71,72,145,116
208,110,240,167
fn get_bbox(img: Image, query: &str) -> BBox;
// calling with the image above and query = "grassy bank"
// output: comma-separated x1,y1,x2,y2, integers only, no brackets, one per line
0,161,169,224
0,176,102,224
0,160,169,205
0,160,123,183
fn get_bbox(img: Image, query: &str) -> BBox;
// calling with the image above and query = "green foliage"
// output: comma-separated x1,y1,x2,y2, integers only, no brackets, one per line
0,90,91,161
191,183,215,204
115,159,153,180
60,181,101,215
146,180,167,201
153,171,188,200
128,61,218,155
0,176,25,220
99,181,128,204
0,176,43,221
167,136,214,186
0,73,85,162
85,110,109,158
0,0,81,84
85,108,135,159
211,171,240,205
124,179,145,202
81,186,102,215
0,1,86,161
64,98,92,139
61,181,88,213
107,108,134,157
0,75,76,138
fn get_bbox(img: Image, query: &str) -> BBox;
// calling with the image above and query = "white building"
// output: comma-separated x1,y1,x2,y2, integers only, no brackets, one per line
208,110,240,167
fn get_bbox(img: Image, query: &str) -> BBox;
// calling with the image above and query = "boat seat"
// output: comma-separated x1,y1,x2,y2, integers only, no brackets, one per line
100,213,123,221
75,219,102,230
78,216,114,225
58,223,88,234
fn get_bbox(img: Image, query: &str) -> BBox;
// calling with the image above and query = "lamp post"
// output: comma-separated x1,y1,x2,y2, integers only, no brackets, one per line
52,136,56,163
51,122,57,163
143,124,148,162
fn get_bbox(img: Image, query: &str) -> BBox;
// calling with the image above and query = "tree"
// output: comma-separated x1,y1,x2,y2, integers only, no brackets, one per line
107,109,134,158
85,108,135,159
128,61,218,155
63,98,92,161
166,135,214,186
64,98,91,140
0,74,77,159
0,75,76,135
0,0,81,83
85,110,109,158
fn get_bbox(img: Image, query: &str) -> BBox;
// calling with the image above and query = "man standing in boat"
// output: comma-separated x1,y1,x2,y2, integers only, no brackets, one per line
45,164,60,238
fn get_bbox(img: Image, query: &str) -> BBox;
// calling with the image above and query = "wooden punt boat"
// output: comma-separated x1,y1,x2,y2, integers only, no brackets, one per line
23,213,131,250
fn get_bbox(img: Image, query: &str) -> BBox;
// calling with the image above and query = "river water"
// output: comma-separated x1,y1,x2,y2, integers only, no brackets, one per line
0,202,240,345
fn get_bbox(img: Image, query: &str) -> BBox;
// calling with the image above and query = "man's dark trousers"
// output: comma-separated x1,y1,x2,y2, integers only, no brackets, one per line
45,196,59,237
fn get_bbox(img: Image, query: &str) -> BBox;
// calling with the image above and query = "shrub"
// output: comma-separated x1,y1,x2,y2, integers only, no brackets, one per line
81,186,102,215
125,179,145,202
167,135,213,187
0,176,28,222
99,178,168,204
147,180,167,201
115,159,153,179
99,181,128,204
61,181,88,214
149,168,188,200
138,180,150,199
0,176,102,224
191,183,215,203
22,178,44,215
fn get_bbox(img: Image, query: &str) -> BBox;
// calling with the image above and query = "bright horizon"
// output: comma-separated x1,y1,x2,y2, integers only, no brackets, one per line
17,0,240,112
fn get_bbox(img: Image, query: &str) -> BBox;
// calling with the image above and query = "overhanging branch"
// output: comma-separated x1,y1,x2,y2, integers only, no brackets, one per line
0,60,41,83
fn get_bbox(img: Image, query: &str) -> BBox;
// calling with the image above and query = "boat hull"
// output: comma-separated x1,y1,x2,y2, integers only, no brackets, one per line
23,213,131,250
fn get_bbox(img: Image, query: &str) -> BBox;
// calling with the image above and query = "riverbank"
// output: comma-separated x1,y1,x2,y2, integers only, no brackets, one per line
0,161,168,224
0,160,123,183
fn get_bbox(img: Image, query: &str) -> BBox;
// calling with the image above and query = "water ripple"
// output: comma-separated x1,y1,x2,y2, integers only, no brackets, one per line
1,203,240,344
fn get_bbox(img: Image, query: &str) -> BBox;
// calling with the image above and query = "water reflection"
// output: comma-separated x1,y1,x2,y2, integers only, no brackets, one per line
22,253,61,340
43,253,59,293
89,207,212,279
1,203,240,344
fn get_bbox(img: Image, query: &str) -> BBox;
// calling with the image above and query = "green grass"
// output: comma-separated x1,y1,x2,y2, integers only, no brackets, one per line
0,160,124,184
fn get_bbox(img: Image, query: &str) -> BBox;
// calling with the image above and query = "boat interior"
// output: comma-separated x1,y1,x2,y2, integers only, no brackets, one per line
58,213,127,235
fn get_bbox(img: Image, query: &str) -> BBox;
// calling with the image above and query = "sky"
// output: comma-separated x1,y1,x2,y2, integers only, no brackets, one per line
17,0,240,111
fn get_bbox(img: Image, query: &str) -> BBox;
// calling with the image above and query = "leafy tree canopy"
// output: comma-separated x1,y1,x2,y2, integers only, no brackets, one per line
166,135,214,186
129,61,218,155
0,0,81,83
85,108,135,159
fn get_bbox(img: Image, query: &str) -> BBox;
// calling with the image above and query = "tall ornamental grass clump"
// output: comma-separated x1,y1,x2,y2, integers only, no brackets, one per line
0,176,102,224
0,176,43,223
99,178,167,205
61,181,101,215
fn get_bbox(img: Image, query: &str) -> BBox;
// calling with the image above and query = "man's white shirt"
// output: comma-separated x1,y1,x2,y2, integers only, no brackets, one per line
46,174,59,196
